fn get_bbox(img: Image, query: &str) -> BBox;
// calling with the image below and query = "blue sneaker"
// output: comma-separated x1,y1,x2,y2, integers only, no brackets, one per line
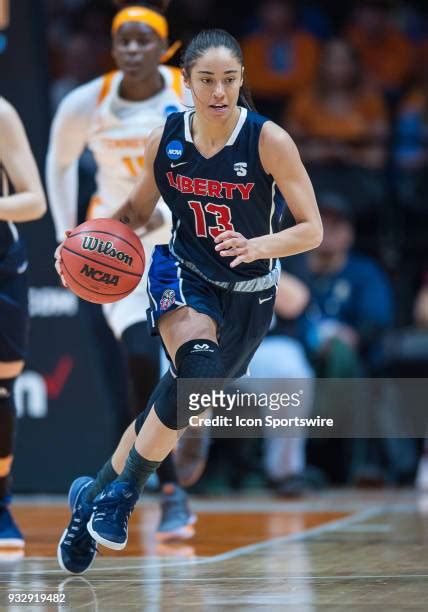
0,503,24,548
156,485,197,542
87,481,139,550
57,477,97,574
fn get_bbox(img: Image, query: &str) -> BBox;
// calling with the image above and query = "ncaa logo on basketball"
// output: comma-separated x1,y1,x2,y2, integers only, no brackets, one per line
160,289,176,310
166,140,183,160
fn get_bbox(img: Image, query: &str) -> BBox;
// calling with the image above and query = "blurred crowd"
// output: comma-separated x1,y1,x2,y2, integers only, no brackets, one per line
43,0,428,494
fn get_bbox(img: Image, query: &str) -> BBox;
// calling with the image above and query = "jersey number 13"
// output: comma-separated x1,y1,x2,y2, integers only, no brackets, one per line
188,200,235,239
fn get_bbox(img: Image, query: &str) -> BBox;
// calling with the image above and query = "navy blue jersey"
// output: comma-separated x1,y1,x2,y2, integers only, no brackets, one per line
0,164,27,278
154,108,285,283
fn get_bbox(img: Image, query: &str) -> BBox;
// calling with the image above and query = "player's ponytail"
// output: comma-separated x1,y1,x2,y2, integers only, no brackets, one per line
181,29,257,112
113,1,171,14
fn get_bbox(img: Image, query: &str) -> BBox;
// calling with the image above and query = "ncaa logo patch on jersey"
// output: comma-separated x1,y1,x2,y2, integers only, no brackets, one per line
160,288,176,310
164,105,180,117
166,140,184,160
234,162,247,177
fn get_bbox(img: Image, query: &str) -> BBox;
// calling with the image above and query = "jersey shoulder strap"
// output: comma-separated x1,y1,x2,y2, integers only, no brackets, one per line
163,65,184,99
97,71,119,106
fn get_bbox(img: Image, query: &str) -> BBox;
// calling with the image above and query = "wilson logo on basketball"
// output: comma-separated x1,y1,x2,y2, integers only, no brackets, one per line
81,237,133,267
80,264,119,286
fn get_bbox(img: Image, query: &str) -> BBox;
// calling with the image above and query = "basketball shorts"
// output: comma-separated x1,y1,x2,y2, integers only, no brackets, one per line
147,245,276,378
0,271,29,362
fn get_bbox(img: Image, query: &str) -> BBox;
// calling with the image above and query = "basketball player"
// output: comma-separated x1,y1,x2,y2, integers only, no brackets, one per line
55,28,322,573
47,0,197,544
0,98,46,548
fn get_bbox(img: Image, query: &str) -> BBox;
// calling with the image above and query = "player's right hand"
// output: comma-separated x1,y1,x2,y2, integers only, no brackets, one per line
54,230,72,288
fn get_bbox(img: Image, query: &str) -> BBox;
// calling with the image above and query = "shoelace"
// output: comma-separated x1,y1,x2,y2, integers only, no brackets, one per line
64,507,95,553
64,519,95,550
94,497,136,528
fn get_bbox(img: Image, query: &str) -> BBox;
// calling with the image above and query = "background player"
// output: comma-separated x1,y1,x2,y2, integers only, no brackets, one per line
46,0,196,542
0,97,46,548
55,28,322,572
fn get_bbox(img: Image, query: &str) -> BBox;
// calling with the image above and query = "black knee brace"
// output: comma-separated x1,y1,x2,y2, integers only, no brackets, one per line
135,339,225,432
0,379,15,458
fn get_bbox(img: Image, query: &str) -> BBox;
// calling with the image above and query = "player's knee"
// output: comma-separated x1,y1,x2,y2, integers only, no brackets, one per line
136,340,225,431
175,339,225,380
156,339,225,430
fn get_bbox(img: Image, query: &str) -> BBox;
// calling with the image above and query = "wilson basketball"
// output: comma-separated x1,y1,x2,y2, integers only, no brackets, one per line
60,218,145,304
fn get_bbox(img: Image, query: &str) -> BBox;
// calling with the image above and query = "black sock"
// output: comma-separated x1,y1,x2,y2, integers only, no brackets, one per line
117,446,161,491
157,453,179,487
85,459,118,503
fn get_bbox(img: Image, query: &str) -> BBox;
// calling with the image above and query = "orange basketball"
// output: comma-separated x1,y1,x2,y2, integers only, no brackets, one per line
60,219,145,304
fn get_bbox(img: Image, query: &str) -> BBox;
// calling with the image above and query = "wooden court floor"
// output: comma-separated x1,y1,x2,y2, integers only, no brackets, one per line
0,490,427,610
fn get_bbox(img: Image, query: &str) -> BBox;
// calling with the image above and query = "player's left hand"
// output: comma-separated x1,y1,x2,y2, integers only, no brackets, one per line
54,230,72,287
214,230,258,268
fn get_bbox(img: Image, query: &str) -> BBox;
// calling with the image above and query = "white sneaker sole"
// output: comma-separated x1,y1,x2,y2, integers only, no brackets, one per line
0,537,24,548
57,528,97,575
155,513,197,542
87,515,127,551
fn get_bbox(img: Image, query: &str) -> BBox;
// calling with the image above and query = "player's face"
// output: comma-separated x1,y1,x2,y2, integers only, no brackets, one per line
112,22,165,79
185,46,244,121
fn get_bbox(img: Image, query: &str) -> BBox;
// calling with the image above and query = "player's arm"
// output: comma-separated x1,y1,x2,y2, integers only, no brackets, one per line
0,99,46,222
46,82,98,241
258,123,323,256
215,122,323,267
112,127,163,230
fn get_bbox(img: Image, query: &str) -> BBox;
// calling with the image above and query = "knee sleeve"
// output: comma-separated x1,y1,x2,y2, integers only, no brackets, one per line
136,339,225,432
175,339,225,379
0,379,16,459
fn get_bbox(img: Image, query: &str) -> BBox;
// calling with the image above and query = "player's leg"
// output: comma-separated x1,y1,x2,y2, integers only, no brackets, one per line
0,360,24,548
0,271,29,549
57,417,139,573
107,281,194,496
121,321,195,540
87,306,223,550
57,305,215,568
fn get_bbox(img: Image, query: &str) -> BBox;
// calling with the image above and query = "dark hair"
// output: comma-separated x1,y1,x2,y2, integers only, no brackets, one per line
113,1,171,13
181,29,256,112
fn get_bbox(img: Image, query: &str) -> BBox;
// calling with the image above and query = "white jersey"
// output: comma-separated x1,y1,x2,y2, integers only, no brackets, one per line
87,66,186,220
46,65,189,241
46,66,190,335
